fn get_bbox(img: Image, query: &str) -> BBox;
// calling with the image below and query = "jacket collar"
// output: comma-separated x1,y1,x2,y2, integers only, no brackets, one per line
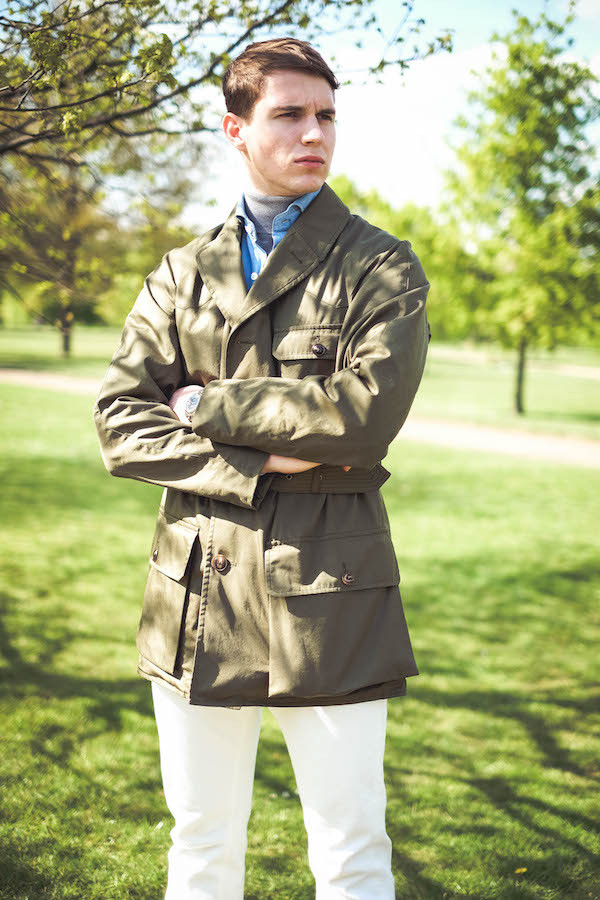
196,183,351,330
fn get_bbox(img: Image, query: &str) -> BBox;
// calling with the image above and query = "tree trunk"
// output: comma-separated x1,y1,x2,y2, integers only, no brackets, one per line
61,322,72,357
515,336,527,415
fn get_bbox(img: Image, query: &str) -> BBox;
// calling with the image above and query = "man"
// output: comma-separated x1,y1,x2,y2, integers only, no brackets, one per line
95,37,429,900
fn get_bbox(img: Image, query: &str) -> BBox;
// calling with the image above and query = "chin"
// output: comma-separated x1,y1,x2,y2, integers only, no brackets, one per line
293,174,326,194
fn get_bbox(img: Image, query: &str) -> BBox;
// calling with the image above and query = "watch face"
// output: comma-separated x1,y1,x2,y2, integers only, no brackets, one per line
185,392,201,418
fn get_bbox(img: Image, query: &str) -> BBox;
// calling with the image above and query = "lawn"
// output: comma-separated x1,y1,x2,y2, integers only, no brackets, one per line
0,384,598,899
0,325,123,378
413,350,600,440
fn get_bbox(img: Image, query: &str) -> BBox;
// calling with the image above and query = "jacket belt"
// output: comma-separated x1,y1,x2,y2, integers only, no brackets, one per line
269,463,390,494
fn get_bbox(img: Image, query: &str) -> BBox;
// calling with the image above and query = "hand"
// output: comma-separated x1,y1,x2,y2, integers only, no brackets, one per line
261,455,351,475
169,384,203,424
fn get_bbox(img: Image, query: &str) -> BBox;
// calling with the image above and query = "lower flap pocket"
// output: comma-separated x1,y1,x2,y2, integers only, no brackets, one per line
137,513,199,674
148,511,198,579
266,528,399,597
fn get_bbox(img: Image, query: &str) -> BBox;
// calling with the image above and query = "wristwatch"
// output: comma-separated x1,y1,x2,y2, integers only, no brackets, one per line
184,390,203,422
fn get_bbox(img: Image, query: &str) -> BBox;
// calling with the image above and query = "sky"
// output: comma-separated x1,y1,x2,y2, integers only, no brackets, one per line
187,0,600,227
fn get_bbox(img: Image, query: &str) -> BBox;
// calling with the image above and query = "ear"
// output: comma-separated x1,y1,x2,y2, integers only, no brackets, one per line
223,112,247,151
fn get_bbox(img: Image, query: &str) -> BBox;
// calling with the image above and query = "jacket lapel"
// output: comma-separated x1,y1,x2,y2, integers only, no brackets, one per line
195,211,247,329
196,184,352,331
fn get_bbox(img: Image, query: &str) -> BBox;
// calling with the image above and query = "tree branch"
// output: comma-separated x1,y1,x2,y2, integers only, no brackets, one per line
0,77,147,113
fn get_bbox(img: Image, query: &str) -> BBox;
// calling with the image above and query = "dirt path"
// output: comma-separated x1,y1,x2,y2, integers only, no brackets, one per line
399,417,599,468
0,368,101,396
1,367,598,468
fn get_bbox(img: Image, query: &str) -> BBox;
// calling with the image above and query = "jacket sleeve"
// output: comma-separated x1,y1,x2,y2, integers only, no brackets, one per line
93,253,273,510
191,243,430,470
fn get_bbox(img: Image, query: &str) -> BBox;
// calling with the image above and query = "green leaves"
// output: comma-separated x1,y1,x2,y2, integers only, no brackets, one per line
60,109,85,135
136,33,176,86
1,0,453,163
445,8,600,411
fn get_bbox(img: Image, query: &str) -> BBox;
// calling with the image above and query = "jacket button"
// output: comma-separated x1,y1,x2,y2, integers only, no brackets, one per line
211,554,229,573
311,342,326,357
152,548,158,561
341,572,355,585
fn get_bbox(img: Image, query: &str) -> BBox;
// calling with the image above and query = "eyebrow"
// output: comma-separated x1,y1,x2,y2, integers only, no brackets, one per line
272,104,336,116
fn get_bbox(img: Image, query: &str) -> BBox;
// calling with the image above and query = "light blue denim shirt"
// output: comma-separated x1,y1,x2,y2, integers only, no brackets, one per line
236,188,322,291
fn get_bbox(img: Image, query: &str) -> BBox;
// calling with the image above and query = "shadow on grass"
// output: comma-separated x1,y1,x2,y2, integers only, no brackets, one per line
0,840,57,900
254,729,300,797
0,586,162,803
0,589,168,898
415,684,598,780
391,849,484,900
0,588,151,714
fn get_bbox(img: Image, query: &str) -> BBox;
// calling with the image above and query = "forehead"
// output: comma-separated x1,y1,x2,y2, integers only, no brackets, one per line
257,69,335,110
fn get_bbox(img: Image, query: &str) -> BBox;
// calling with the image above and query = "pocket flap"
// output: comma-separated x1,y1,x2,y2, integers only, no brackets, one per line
266,528,399,597
272,324,341,361
149,512,198,581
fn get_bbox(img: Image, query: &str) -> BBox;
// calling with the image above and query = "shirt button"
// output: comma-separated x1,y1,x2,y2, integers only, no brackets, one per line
211,554,230,573
251,272,258,281
312,343,326,357
341,573,355,586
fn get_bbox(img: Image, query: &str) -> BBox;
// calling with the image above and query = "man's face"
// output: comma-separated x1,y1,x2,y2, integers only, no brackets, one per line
225,69,336,196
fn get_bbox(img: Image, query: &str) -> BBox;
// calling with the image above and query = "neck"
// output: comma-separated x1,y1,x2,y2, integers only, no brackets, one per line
243,188,299,253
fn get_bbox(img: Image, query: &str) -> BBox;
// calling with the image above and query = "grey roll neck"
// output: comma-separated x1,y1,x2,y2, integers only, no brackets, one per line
243,187,300,253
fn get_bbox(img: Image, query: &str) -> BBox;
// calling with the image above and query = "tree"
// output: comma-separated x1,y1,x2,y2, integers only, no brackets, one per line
0,0,452,166
0,158,120,353
94,204,197,327
0,149,198,353
329,175,488,343
0,0,452,354
446,5,600,413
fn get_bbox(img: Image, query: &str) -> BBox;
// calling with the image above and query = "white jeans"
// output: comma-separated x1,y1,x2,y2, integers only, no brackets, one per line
151,682,395,899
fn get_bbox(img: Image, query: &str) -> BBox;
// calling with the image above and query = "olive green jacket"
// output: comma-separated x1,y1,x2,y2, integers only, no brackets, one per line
94,184,430,707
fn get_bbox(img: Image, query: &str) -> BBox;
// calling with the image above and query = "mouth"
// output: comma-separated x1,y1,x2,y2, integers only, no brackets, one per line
295,156,325,168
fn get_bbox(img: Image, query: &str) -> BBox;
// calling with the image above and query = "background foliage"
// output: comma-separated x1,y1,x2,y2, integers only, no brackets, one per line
0,0,452,351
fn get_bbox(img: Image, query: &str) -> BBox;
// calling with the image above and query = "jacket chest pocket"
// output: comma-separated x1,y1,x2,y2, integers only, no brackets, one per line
272,324,341,379
137,512,199,675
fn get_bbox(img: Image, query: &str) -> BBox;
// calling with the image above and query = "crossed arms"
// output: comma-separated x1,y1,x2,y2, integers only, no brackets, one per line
169,384,348,475
94,240,429,509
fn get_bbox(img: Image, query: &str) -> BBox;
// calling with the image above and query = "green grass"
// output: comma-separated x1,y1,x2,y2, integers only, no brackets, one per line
413,352,600,440
0,384,599,899
1,326,599,439
0,325,122,378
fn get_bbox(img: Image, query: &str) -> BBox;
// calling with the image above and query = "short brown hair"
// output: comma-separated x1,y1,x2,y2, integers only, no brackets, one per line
223,38,339,119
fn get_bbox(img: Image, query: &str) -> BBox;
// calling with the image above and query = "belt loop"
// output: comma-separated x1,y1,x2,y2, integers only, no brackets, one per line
311,467,323,492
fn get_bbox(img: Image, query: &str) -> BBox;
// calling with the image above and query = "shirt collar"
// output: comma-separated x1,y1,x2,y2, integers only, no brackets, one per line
236,187,322,235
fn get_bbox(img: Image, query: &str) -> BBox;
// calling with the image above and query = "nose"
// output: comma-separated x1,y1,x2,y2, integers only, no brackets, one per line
302,116,324,144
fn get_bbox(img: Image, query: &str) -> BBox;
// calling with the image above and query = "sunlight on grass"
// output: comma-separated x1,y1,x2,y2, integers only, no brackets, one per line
0,385,599,899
